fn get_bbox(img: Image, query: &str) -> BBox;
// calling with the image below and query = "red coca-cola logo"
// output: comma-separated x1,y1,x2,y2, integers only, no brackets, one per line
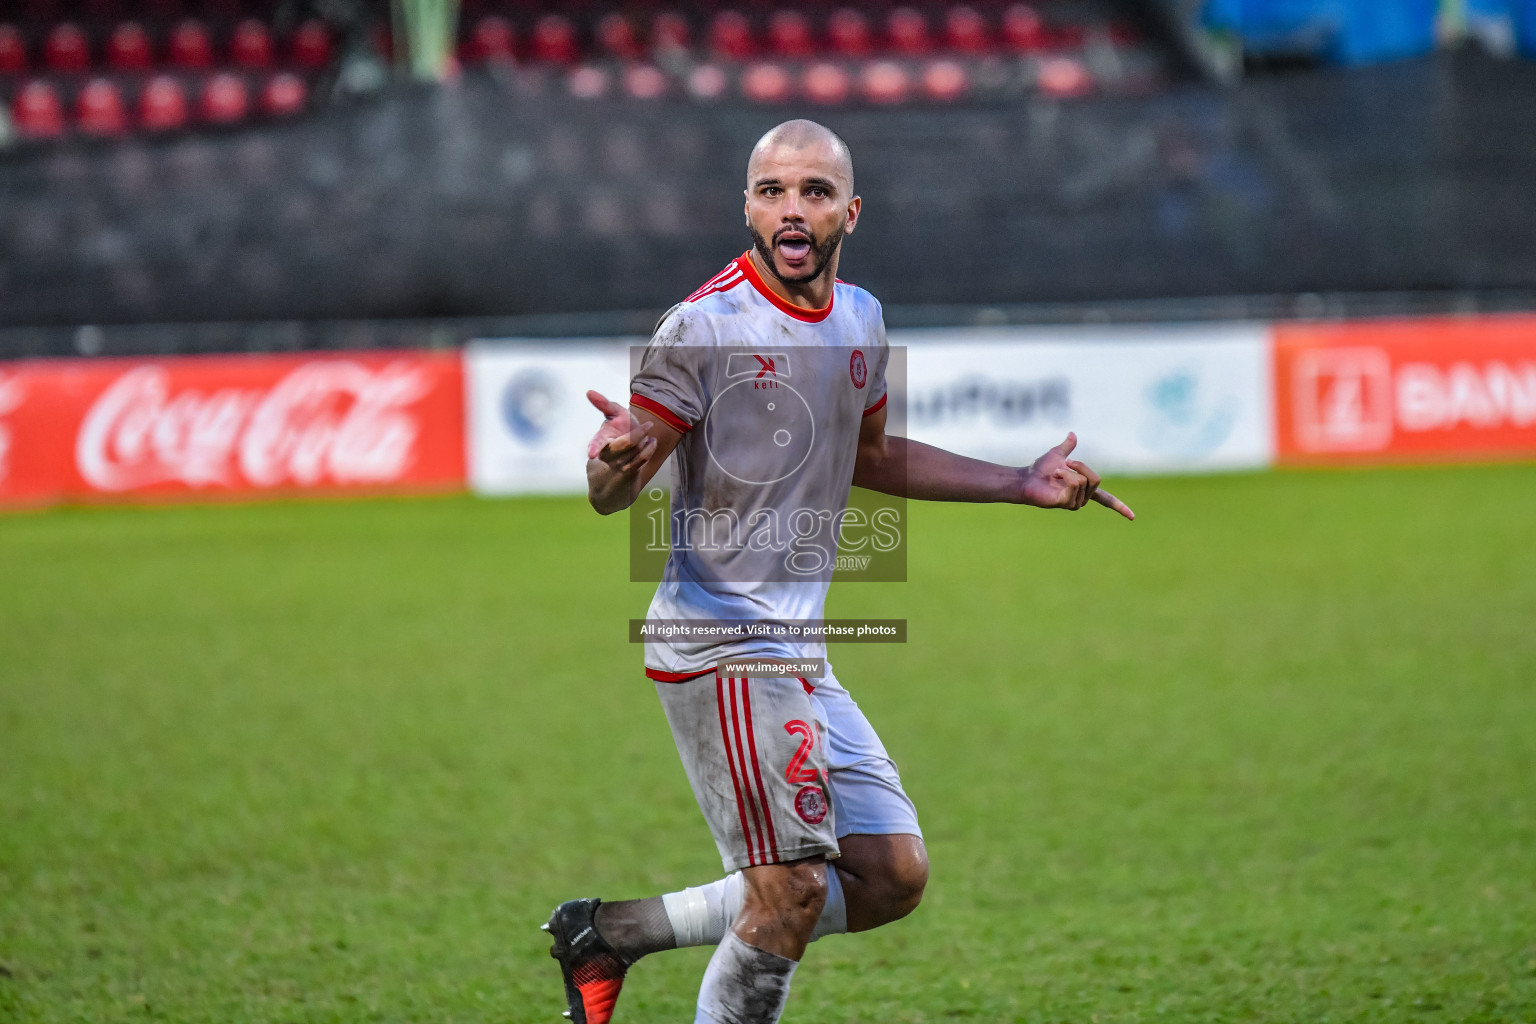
76,361,432,492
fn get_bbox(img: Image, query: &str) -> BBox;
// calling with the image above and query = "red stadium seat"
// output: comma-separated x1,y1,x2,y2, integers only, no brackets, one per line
597,13,641,60
921,59,968,101
652,12,690,55
945,7,990,54
291,20,331,69
887,8,930,55
138,72,187,130
106,21,153,71
76,76,127,136
231,19,272,68
623,63,667,100
767,11,813,58
12,79,66,138
200,71,247,123
861,60,909,104
741,61,791,103
0,24,31,74
168,19,214,69
470,15,515,62
259,71,305,116
827,9,871,56
1038,56,1092,96
1003,4,1048,53
44,23,91,73
709,12,753,61
531,14,577,64
802,61,850,104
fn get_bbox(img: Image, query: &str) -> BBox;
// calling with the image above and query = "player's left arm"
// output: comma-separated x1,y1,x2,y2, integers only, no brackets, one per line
851,402,1135,519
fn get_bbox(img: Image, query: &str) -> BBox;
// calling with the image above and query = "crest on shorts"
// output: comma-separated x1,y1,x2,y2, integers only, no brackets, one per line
850,349,868,389
794,784,828,825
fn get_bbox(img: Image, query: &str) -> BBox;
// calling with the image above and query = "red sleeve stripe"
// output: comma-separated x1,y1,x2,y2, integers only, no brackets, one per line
685,265,745,303
631,394,692,433
863,392,888,417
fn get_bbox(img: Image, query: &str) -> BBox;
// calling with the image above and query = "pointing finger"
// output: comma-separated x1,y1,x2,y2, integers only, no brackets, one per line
1052,432,1078,458
586,390,626,419
1092,489,1136,521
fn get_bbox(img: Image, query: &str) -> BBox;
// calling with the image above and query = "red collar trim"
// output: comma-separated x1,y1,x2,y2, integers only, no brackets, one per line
736,252,835,324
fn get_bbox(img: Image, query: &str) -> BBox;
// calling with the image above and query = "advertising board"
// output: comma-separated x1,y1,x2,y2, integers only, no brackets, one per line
898,324,1274,474
1274,316,1536,464
0,352,464,506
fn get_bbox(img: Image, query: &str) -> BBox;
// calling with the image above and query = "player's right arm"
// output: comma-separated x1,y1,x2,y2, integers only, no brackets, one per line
584,390,683,515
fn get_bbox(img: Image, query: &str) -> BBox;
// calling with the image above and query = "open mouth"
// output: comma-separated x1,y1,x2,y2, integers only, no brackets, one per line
775,230,813,262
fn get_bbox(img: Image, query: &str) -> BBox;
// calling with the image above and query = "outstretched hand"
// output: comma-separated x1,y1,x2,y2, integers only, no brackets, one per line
1021,432,1135,520
585,390,659,475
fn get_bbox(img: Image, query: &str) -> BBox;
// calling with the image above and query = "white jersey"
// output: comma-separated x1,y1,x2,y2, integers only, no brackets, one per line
631,252,890,681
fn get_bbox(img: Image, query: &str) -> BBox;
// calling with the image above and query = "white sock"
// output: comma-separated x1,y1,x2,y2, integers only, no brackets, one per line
694,931,798,1024
662,866,847,947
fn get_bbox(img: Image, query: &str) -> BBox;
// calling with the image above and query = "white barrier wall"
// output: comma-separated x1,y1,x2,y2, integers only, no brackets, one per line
466,324,1274,496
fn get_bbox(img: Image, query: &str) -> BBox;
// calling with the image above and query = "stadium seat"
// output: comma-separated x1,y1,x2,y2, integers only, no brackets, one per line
259,71,305,116
686,62,728,100
567,64,608,99
168,19,214,69
827,9,872,56
709,12,754,60
887,8,930,55
861,59,909,103
12,79,66,138
0,24,28,74
767,11,814,57
803,61,851,104
652,12,690,55
138,72,187,130
597,13,641,60
231,19,272,68
921,59,968,101
1038,56,1092,96
741,61,791,102
470,15,515,62
76,76,127,136
44,22,91,73
200,71,247,123
1003,4,1048,52
945,7,990,54
106,21,154,71
290,19,331,69
623,63,667,100
531,14,578,64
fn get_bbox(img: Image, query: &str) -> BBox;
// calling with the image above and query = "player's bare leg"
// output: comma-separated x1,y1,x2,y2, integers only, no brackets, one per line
834,833,928,932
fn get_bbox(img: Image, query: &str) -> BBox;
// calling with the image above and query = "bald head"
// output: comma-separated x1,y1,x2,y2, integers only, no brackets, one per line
748,119,855,195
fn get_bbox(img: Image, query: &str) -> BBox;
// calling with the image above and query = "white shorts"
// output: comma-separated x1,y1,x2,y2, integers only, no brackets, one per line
654,666,920,874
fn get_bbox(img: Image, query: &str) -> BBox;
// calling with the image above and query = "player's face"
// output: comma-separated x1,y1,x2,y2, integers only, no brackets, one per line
744,142,860,287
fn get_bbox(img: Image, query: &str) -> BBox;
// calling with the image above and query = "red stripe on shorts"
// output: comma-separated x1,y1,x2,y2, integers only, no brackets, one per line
728,678,769,866
717,676,760,866
738,679,780,862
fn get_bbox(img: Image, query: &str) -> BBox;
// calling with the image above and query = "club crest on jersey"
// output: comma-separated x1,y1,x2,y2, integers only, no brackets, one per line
794,784,828,825
850,349,868,389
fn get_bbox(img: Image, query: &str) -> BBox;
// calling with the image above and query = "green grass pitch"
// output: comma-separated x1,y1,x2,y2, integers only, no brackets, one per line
2,464,1534,1023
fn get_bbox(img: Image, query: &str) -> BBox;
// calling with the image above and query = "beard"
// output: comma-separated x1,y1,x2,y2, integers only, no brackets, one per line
749,220,846,286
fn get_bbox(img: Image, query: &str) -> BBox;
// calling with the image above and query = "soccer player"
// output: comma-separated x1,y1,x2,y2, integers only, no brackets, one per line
547,119,1134,1024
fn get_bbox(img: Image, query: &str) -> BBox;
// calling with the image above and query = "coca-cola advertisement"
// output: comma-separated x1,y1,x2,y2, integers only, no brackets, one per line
0,352,465,506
